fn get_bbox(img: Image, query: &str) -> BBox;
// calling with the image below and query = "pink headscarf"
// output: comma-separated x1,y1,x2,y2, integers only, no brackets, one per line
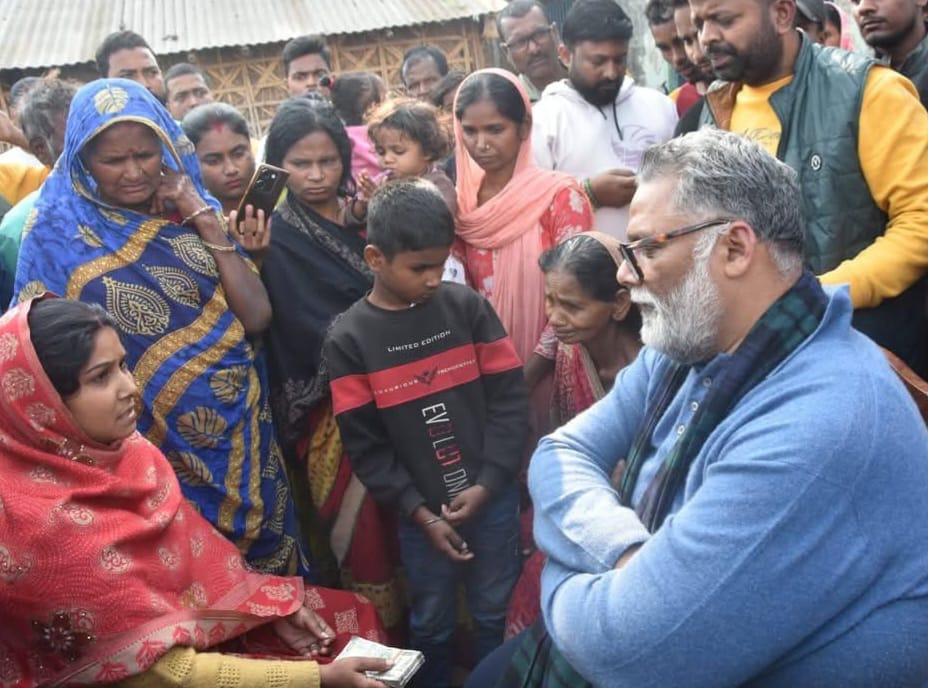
825,1,855,51
454,68,583,362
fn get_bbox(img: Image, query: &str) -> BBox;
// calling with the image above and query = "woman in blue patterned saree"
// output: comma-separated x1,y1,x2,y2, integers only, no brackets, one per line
13,79,312,577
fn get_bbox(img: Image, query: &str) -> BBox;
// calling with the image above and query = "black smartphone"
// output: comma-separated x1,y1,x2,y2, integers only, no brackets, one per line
234,163,290,219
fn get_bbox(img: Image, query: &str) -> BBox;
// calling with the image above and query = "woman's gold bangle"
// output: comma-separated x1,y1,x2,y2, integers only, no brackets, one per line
201,239,237,253
182,205,213,225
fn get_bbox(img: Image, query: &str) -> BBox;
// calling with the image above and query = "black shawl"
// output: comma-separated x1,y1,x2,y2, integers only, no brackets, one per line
262,195,373,452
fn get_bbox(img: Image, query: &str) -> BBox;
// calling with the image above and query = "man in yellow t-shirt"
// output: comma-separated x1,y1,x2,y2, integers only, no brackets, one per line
690,0,928,374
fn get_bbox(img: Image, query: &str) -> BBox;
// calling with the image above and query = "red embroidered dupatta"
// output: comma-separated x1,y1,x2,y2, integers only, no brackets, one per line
0,299,305,687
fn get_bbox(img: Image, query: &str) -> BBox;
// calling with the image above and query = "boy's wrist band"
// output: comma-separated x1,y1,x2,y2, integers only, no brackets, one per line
423,516,443,526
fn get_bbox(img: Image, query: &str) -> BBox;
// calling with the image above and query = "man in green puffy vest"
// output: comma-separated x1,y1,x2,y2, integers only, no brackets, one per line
690,0,928,374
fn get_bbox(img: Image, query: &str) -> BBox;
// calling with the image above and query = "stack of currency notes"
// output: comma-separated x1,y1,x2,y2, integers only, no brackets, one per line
335,636,425,687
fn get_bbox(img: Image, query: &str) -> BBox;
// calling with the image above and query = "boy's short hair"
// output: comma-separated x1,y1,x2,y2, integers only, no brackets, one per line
95,30,154,76
282,34,331,74
367,179,455,259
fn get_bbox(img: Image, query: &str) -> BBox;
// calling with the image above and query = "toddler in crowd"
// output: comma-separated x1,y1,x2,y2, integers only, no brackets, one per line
330,71,385,181
351,97,465,283
325,179,528,688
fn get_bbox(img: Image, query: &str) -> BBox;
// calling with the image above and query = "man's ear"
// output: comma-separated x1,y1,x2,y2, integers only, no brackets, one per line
558,43,572,70
364,244,385,272
719,221,758,278
772,0,798,34
612,288,633,322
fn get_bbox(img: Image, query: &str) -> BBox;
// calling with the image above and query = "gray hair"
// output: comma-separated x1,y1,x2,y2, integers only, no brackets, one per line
19,79,78,160
497,0,550,38
638,127,804,276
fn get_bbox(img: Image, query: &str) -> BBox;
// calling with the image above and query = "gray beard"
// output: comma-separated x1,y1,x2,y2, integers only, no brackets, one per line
631,252,723,365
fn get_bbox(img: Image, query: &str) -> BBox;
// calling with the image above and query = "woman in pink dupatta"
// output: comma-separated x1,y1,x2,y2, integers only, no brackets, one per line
453,69,594,416
453,68,594,553
0,297,387,688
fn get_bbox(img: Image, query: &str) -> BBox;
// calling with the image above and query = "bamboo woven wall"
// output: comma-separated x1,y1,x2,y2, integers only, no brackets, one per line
166,18,494,138
0,17,496,142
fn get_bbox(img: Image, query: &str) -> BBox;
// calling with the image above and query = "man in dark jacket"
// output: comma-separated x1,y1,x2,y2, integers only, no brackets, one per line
853,0,928,107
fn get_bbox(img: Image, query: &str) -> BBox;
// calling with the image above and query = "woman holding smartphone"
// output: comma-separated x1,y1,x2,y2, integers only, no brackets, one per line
260,96,405,642
183,103,272,267
13,79,312,578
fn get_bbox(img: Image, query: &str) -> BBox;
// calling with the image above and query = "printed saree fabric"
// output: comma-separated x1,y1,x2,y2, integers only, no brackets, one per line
262,199,404,639
12,79,310,576
0,298,305,687
552,343,606,429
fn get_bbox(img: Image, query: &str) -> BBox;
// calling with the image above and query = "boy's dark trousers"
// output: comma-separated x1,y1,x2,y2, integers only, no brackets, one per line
398,485,521,688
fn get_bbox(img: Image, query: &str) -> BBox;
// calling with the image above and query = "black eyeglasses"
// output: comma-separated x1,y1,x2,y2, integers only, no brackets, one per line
618,218,734,282
502,25,555,55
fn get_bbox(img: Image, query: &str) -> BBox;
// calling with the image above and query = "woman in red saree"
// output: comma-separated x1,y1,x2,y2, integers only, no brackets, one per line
0,297,387,688
504,233,641,638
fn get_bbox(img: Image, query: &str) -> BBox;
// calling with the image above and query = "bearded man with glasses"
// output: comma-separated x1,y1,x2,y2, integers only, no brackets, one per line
465,127,928,688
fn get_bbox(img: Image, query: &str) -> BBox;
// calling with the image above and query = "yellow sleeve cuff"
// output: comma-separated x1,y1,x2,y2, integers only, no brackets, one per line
111,646,322,688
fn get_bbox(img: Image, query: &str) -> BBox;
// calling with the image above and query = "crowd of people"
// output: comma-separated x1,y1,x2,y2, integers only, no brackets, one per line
1,0,928,685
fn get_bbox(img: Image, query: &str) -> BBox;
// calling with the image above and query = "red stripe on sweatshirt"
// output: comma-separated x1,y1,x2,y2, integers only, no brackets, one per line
331,374,375,416
333,343,485,414
475,337,523,374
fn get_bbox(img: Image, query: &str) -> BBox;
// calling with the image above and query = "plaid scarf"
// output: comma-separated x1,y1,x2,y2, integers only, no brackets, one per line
620,271,828,531
498,272,829,688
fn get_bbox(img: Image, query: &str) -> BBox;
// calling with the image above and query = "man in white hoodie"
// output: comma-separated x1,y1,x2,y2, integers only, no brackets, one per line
532,0,678,238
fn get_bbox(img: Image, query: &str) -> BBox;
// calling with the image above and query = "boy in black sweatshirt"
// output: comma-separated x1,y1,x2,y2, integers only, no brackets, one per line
325,179,528,688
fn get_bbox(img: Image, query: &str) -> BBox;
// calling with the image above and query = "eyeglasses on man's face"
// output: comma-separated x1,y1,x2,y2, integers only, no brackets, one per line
503,25,555,55
618,218,734,282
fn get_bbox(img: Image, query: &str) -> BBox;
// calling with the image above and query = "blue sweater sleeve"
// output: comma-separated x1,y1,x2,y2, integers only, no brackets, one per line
537,369,890,687
528,348,653,574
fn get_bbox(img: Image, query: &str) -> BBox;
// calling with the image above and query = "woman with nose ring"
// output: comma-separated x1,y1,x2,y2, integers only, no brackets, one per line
453,69,594,439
